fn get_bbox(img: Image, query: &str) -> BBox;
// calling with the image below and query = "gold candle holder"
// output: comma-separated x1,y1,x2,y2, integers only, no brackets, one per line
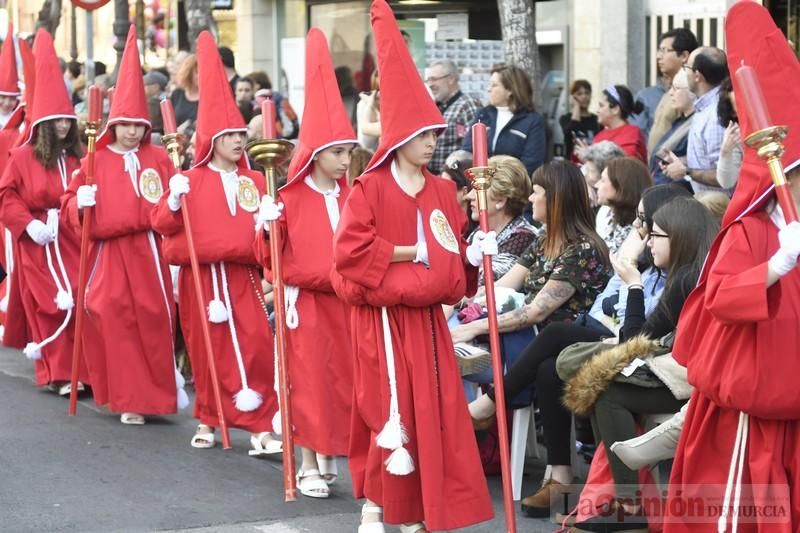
161,133,183,169
466,166,496,211
246,139,294,196
744,125,790,187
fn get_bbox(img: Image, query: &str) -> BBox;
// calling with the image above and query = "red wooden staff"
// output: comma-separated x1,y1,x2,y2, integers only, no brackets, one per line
467,122,517,533
160,99,231,449
69,85,103,415
736,63,799,223
246,99,297,501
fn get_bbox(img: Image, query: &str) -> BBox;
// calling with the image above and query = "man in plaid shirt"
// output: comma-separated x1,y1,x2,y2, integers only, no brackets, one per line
426,59,482,174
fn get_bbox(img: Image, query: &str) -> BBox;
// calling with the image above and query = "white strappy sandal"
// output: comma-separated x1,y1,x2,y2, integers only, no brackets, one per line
358,504,385,533
296,468,330,499
399,523,427,533
120,413,145,425
316,453,338,485
190,425,216,449
248,432,282,457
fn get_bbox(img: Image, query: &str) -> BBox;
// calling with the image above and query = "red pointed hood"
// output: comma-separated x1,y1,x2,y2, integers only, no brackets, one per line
192,31,247,169
3,37,33,133
97,25,151,149
722,0,800,226
0,23,20,96
364,0,446,173
23,29,76,145
285,28,358,186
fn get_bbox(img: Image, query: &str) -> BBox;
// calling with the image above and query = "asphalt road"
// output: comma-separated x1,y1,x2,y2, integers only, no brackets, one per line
0,347,559,533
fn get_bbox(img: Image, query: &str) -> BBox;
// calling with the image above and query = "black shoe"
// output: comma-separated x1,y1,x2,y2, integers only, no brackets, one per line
573,501,648,532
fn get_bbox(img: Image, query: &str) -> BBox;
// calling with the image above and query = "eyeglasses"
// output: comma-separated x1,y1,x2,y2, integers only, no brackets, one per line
681,64,697,72
425,74,451,83
648,231,669,240
657,47,676,55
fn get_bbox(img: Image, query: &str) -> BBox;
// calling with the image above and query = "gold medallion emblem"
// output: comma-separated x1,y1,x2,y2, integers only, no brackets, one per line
237,176,259,212
429,209,460,254
139,168,163,204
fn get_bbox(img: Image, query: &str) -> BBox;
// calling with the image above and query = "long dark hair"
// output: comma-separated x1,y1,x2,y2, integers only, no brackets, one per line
651,197,719,323
33,119,83,168
605,157,652,225
532,161,609,266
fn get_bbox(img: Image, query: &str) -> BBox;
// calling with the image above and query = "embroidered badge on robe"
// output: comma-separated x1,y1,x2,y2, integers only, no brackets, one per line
139,168,163,204
237,176,259,212
429,209,459,254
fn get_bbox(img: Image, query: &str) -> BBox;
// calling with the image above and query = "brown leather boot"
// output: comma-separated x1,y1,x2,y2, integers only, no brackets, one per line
520,479,573,518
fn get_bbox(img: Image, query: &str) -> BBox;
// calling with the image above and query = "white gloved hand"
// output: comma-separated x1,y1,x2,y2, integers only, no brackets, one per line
76,184,97,209
466,230,498,267
25,219,54,246
413,241,429,267
167,174,190,212
768,220,800,277
256,195,284,230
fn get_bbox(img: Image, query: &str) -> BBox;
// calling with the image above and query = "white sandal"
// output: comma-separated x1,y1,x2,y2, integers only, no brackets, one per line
57,382,85,397
120,413,145,425
358,504,385,533
316,453,338,485
296,468,330,499
248,432,282,457
190,425,216,449
399,524,427,533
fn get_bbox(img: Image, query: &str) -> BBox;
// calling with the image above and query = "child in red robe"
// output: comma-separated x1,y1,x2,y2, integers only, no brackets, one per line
0,29,88,394
331,2,495,531
151,31,280,454
256,28,357,499
61,25,185,425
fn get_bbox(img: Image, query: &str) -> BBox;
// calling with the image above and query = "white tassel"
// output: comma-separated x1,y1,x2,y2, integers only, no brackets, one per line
0,295,8,313
55,289,73,311
207,299,228,323
177,387,190,410
174,368,186,389
272,410,282,436
24,342,42,360
233,387,263,412
385,446,415,475
376,415,408,450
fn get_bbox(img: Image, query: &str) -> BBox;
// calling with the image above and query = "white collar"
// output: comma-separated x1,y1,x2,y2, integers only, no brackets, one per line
303,175,340,197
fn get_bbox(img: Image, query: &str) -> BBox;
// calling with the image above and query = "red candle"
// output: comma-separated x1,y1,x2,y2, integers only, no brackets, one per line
735,64,772,132
160,99,178,135
472,122,488,167
87,85,103,122
261,99,277,139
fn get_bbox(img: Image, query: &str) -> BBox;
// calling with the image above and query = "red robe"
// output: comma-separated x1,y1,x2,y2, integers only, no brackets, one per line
594,124,647,164
256,177,353,456
151,164,277,433
665,207,800,532
0,145,87,386
61,145,178,414
332,162,494,530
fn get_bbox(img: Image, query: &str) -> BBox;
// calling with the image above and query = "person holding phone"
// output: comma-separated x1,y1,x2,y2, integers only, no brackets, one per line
652,68,696,187
560,80,600,162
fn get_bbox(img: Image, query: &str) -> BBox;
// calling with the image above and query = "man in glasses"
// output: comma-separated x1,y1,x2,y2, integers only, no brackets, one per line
426,59,481,174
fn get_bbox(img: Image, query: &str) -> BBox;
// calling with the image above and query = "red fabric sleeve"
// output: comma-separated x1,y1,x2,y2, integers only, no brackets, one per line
150,194,184,236
704,221,773,324
0,156,34,238
333,182,394,290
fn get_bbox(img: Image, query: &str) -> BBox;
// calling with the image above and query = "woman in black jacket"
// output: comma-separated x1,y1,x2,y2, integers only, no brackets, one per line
463,64,546,175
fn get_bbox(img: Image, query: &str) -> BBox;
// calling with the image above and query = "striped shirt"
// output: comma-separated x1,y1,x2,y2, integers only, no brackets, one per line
687,86,726,193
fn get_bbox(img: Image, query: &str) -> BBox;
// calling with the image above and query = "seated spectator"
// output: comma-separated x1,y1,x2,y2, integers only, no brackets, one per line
560,79,600,161
467,184,696,518
652,68,696,185
595,157,653,254
577,85,647,164
463,64,546,174
715,77,742,189
450,161,610,345
581,141,625,209
571,197,719,531
440,158,474,233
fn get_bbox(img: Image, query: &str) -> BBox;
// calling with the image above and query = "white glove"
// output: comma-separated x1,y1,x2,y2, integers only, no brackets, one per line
768,220,800,277
256,195,284,230
76,184,97,209
167,174,190,212
413,241,429,267
26,219,54,246
466,230,498,267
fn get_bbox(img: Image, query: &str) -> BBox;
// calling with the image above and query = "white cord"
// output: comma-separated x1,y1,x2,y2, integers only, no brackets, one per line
284,285,299,329
718,412,749,533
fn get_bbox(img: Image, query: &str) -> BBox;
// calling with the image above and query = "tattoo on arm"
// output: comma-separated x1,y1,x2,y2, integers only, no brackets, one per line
531,280,576,322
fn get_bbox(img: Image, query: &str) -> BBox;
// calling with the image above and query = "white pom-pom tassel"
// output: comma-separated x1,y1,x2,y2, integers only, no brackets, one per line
23,342,42,360
376,416,408,450
176,387,190,410
272,410,282,436
233,387,263,412
55,290,73,311
0,295,8,313
385,446,415,475
207,299,228,323
174,368,186,389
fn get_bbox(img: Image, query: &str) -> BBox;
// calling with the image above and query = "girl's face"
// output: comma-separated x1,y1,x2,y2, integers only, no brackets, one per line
0,95,17,114
573,87,591,109
595,168,619,206
397,130,437,167
314,143,355,180
488,72,512,108
54,118,73,140
212,131,247,164
648,221,671,269
114,122,146,151
529,184,547,223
